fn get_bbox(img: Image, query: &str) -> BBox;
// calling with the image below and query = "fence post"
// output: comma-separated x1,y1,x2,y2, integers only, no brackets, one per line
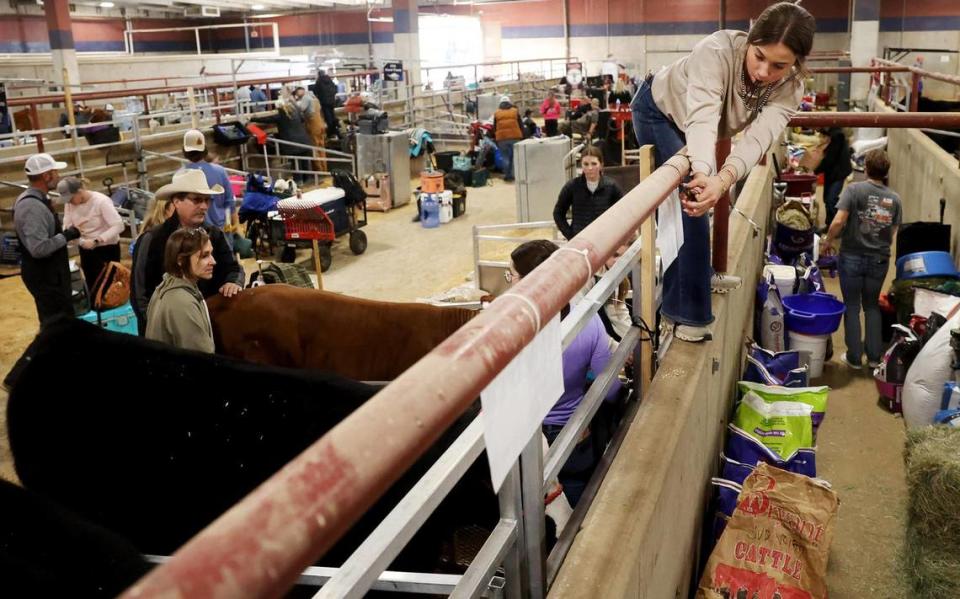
712,138,731,273
519,432,546,598
62,68,84,177
638,145,656,385
909,71,921,112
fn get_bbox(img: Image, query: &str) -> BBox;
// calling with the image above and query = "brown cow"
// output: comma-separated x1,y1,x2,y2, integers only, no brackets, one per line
207,285,477,381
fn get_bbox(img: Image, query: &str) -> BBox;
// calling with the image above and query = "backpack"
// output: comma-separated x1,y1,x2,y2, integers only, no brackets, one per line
331,169,368,208
92,261,131,312
249,262,314,289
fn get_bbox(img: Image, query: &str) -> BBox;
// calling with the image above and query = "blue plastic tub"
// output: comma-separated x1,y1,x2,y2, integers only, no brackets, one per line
782,292,845,335
79,302,138,336
895,251,959,280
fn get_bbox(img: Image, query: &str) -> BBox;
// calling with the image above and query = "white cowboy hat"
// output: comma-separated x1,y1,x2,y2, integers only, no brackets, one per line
155,168,224,201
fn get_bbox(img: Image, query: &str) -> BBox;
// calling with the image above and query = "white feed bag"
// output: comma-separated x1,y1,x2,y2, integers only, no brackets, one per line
902,310,960,428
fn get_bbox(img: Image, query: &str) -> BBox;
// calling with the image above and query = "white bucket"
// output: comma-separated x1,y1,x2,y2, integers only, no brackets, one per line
763,264,797,298
788,331,830,378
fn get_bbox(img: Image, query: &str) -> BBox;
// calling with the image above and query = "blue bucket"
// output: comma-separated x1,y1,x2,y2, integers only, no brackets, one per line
782,292,845,335
895,251,959,280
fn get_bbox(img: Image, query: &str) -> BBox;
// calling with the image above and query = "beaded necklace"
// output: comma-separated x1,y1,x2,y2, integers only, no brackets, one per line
737,62,778,114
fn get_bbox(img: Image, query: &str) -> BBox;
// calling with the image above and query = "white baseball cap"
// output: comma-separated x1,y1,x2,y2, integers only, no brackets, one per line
183,129,206,152
25,153,68,176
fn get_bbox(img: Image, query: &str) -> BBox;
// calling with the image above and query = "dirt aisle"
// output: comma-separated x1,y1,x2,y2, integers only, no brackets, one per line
816,274,906,598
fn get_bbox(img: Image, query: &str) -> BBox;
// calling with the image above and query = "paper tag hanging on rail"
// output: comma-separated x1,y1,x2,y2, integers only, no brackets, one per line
656,188,685,271
480,315,564,492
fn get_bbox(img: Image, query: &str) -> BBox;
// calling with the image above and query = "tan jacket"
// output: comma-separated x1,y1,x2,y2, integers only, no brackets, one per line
145,273,215,353
651,30,803,181
494,106,523,141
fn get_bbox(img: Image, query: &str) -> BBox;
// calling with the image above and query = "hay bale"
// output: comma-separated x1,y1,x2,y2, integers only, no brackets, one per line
905,427,960,549
903,528,960,598
904,427,960,597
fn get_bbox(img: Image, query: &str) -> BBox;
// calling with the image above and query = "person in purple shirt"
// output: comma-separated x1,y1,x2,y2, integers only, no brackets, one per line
507,240,622,505
181,129,235,232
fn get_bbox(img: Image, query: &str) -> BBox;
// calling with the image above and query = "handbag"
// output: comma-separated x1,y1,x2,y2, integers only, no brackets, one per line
92,261,131,311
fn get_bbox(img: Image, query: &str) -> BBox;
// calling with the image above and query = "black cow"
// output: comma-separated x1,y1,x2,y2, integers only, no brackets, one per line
918,96,960,157
0,478,151,598
5,317,498,580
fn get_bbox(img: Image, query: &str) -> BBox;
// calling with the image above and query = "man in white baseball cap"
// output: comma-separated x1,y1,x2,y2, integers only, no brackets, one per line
130,169,243,332
15,153,81,325
181,129,234,233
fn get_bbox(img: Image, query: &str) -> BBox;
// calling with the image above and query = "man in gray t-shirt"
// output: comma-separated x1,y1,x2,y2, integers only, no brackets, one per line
820,149,901,370
833,180,901,256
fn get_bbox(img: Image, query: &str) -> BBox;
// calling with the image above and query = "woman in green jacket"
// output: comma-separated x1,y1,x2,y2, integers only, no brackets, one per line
145,227,218,353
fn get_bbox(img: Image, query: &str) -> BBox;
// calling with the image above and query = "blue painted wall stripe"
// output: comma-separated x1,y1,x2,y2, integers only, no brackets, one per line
880,15,960,32
48,29,75,50
504,18,848,39
75,40,125,52
394,9,416,34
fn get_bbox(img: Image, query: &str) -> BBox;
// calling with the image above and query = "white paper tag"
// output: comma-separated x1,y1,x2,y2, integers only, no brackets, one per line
656,189,685,271
480,315,564,491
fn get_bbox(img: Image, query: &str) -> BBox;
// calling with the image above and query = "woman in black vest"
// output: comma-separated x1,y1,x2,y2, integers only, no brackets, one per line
552,145,623,241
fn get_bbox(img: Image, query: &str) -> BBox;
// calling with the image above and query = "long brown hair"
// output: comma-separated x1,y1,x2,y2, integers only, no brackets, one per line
748,2,816,74
164,227,210,278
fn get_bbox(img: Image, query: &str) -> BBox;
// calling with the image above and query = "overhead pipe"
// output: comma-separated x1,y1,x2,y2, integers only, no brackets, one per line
120,153,692,599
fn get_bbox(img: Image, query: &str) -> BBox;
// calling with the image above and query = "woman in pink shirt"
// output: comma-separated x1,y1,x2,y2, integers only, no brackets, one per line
540,90,563,137
58,177,125,285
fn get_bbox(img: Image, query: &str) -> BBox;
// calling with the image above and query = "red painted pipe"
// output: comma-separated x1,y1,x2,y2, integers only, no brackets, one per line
788,112,960,128
807,66,908,74
712,139,731,273
120,155,691,599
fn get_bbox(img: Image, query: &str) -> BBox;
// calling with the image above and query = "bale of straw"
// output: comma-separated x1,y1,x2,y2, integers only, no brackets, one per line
903,528,960,599
903,427,960,597
905,427,960,549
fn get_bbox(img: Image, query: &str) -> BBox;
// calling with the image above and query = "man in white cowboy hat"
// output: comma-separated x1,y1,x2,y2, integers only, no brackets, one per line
15,153,81,326
182,129,235,233
130,169,243,333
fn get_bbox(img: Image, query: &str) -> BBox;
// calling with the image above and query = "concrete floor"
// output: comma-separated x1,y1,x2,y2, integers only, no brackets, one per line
0,173,907,595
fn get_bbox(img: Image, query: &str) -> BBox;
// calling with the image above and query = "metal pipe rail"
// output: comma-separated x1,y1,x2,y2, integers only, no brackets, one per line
874,57,960,86
788,112,960,128
120,152,691,599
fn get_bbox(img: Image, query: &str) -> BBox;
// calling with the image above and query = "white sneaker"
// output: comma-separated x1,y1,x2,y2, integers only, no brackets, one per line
674,323,713,343
711,273,743,294
841,354,862,370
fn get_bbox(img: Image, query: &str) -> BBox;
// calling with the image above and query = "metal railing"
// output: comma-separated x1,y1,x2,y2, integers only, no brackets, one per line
125,22,281,57
120,150,689,598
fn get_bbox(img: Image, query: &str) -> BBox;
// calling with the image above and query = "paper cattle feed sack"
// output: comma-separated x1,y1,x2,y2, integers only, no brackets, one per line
697,463,839,599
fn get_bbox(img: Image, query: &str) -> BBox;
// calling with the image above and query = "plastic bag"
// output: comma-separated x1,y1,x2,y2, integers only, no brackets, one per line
737,381,829,439
757,275,787,352
903,309,960,428
730,393,815,462
743,343,808,388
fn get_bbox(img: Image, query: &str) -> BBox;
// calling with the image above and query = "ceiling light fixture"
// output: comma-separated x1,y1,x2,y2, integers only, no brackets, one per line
99,1,115,6
251,3,265,9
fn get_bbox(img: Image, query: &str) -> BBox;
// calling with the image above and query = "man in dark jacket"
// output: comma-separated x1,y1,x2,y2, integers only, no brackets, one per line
131,170,243,333
14,153,81,326
314,69,340,139
814,127,852,231
553,145,623,240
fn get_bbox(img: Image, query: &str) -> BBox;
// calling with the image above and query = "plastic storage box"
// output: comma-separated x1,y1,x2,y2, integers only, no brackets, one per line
895,251,960,280
79,302,138,336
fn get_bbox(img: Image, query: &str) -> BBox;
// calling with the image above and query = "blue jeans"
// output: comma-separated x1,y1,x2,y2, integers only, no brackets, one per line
630,79,713,326
838,253,889,364
543,424,596,508
497,139,517,180
823,179,844,229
